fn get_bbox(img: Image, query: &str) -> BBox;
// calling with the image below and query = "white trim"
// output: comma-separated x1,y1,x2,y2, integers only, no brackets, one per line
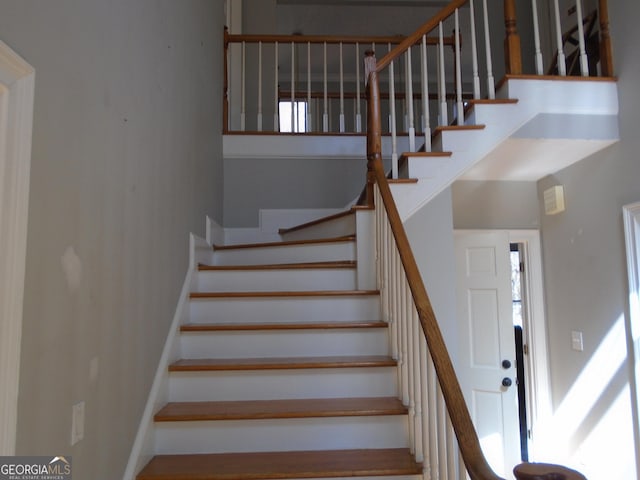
623,201,640,478
508,230,551,462
121,234,204,480
0,39,35,456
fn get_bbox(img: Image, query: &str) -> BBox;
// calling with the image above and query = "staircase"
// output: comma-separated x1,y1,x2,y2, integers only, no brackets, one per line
135,215,424,480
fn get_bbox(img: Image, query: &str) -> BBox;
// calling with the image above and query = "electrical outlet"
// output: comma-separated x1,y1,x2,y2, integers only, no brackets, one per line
71,401,85,446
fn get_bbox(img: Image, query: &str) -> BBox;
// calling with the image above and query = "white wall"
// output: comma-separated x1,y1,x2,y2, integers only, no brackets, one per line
0,1,224,478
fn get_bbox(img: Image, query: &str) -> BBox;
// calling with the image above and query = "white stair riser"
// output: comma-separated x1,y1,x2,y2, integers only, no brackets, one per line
154,416,409,454
407,157,449,179
195,268,357,292
179,329,390,358
213,242,356,266
189,296,381,324
168,367,398,401
280,215,356,242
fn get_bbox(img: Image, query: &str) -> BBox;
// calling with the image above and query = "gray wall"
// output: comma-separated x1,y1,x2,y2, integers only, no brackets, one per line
223,157,367,227
452,180,540,229
0,1,224,478
405,188,460,363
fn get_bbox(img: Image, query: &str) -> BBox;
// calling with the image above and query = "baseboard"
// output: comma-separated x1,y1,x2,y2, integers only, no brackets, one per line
121,239,197,480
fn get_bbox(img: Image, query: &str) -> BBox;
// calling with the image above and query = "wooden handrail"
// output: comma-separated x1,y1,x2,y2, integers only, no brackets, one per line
226,33,455,47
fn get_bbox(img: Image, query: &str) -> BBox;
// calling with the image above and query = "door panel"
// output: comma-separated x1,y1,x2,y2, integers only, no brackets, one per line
455,231,520,478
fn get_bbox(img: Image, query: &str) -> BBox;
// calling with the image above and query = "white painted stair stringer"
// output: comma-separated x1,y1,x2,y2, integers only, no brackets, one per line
279,211,356,242
395,79,619,222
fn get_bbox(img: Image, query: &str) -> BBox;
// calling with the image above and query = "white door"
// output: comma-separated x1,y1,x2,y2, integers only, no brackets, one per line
454,230,520,478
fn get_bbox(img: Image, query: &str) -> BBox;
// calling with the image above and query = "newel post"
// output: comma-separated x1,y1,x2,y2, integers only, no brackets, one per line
223,26,230,133
364,50,382,208
504,0,522,74
598,0,614,76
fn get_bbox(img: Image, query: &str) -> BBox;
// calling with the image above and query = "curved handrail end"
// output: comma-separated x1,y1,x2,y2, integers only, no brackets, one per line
514,462,587,480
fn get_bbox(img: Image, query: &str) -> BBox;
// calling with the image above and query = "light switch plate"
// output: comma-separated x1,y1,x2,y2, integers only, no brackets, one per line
571,330,584,351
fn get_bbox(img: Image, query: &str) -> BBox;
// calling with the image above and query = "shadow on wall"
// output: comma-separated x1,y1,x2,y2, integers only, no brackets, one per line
535,315,636,479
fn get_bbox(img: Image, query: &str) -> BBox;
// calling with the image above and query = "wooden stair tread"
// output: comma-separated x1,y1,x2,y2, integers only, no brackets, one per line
213,235,355,251
466,98,518,105
190,290,379,299
198,261,356,271
169,355,397,372
399,151,452,159
433,124,485,133
154,397,407,422
180,320,388,332
278,209,355,235
137,448,423,480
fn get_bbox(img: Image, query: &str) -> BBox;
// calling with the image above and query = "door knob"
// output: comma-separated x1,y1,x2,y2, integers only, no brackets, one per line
502,359,512,369
502,377,513,388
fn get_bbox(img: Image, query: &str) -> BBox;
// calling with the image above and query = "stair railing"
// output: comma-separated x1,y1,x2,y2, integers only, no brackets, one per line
364,1,599,479
223,31,457,134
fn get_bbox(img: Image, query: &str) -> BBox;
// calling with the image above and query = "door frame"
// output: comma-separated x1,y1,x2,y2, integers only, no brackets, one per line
508,230,552,462
623,201,640,477
0,39,35,455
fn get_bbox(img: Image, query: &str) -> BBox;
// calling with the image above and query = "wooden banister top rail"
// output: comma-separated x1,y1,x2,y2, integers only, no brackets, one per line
226,32,455,47
375,0,467,71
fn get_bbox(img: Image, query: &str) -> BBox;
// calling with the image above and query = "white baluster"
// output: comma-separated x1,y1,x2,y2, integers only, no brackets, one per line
274,41,279,132
419,335,431,475
575,0,589,76
290,41,295,132
420,35,432,152
428,357,439,479
323,42,329,132
454,9,464,126
438,21,448,126
406,48,416,152
469,0,481,99
553,0,567,76
412,308,424,463
356,42,362,133
482,0,496,98
389,43,398,178
257,41,263,131
531,0,544,75
403,280,414,453
339,42,345,132
446,416,457,479
240,41,246,131
307,42,312,131
437,385,448,480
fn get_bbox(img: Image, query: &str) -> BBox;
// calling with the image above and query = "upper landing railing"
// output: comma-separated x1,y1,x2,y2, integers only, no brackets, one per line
224,0,614,145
